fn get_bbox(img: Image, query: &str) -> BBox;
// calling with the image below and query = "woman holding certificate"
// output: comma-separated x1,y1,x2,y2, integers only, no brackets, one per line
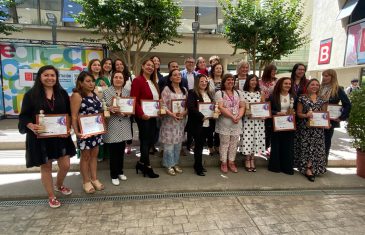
295,79,327,182
319,69,351,165
259,64,277,156
215,74,245,173
187,74,215,176
268,77,295,175
102,71,132,185
241,74,265,172
160,69,188,176
130,59,160,178
19,65,76,208
71,71,104,193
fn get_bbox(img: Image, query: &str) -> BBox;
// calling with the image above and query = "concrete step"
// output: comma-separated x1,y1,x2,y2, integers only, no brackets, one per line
0,148,356,174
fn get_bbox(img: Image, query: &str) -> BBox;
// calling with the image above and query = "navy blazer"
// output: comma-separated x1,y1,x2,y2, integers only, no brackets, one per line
328,87,351,128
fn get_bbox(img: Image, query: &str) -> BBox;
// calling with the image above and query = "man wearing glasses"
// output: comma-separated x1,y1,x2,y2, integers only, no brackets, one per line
181,57,198,91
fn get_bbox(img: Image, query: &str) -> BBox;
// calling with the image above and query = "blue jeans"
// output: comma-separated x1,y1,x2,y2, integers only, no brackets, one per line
162,143,182,168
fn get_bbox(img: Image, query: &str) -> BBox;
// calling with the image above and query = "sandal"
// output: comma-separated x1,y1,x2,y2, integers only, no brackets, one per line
244,158,252,172
83,182,95,194
250,156,257,172
91,179,105,191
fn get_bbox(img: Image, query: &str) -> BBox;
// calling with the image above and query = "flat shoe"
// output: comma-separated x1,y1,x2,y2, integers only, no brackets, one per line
118,174,127,181
111,178,120,186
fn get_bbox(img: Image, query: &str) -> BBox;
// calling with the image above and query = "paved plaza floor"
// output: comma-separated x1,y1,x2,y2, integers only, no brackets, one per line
1,193,365,234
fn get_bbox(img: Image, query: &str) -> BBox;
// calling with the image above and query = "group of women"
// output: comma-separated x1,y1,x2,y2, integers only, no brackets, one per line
19,57,351,208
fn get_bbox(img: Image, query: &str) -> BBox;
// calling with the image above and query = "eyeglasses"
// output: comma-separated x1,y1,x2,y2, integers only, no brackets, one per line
186,61,194,64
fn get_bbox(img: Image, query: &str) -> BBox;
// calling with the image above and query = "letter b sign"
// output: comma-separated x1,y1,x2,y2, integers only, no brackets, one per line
318,38,332,65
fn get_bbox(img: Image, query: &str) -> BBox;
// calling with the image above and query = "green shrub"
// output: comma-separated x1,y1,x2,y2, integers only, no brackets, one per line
347,88,365,152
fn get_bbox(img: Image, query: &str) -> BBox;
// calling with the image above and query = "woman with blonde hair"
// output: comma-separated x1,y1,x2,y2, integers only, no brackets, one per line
234,60,250,91
320,69,351,164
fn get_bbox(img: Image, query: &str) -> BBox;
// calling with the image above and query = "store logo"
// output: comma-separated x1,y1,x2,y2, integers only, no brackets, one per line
318,38,333,65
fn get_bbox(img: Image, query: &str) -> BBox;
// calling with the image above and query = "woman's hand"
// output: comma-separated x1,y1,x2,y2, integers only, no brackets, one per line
141,114,150,120
109,106,120,114
27,123,44,134
306,110,313,119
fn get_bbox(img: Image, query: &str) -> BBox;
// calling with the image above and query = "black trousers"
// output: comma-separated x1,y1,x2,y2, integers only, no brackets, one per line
268,131,294,174
265,119,273,149
193,127,213,172
324,127,334,165
109,141,126,179
135,117,157,166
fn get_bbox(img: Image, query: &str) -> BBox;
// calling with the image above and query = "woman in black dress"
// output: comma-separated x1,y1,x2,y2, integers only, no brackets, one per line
18,65,76,208
268,77,296,175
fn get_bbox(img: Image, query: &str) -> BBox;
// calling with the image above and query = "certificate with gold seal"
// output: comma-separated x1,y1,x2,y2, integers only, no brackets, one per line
327,104,342,120
308,111,330,128
36,114,70,138
273,115,296,132
112,96,136,115
198,102,215,118
141,100,160,117
78,113,106,136
171,99,186,114
249,102,272,119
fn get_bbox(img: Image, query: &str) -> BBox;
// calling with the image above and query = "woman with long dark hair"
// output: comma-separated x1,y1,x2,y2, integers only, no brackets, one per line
290,63,308,96
320,69,351,164
259,64,277,156
100,58,113,83
160,69,188,175
19,65,76,208
241,74,265,172
268,77,296,175
130,59,160,178
186,74,215,176
71,71,104,193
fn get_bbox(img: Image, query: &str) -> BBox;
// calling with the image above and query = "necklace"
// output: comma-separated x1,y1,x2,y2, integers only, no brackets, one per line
46,95,55,111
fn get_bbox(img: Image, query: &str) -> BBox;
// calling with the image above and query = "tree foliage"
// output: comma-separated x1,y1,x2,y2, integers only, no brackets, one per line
220,0,308,74
74,0,182,72
347,88,365,152
0,0,20,36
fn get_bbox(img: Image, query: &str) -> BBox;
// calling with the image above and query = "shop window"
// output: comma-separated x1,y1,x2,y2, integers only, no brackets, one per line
349,0,365,23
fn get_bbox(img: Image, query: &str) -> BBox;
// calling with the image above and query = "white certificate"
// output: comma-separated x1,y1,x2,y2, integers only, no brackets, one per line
273,115,296,132
36,114,70,138
198,102,215,118
141,100,160,117
78,114,106,136
171,99,186,114
308,111,330,128
114,97,136,115
327,104,342,120
249,102,272,119
238,79,246,91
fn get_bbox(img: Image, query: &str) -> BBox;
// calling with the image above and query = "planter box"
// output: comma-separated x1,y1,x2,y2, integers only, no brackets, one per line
357,149,365,178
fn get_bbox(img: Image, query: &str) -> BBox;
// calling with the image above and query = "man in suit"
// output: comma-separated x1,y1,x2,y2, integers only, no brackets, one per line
181,57,198,91
158,61,179,93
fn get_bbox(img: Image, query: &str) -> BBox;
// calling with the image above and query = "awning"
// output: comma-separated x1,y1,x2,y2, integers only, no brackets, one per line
336,0,359,21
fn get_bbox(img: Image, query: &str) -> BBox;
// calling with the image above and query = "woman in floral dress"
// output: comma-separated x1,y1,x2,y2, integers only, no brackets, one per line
295,79,327,182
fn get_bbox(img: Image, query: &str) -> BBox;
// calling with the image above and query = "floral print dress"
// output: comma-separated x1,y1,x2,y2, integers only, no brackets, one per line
294,95,327,175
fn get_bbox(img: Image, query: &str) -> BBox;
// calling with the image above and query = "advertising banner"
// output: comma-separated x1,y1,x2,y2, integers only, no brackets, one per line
0,43,103,115
345,21,365,66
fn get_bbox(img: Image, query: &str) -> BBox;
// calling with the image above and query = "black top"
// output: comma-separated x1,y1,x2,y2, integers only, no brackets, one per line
328,87,351,128
18,89,76,168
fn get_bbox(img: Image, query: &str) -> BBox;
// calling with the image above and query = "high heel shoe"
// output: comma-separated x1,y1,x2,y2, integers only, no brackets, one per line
143,165,159,178
136,161,144,174
250,156,256,172
244,158,252,172
305,166,315,182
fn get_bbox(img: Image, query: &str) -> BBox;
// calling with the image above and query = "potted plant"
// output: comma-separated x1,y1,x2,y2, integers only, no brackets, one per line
347,88,365,178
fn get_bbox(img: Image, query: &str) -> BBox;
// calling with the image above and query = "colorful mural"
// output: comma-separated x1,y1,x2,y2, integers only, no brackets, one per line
0,43,104,116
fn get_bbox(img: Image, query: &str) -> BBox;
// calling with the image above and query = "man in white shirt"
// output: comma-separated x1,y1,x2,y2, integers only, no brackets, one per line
181,57,198,91
345,79,360,95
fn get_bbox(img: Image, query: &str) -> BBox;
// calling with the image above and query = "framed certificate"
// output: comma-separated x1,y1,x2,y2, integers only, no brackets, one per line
249,102,272,119
141,100,160,117
198,102,215,118
171,99,186,114
273,115,296,132
308,111,330,128
327,104,342,120
36,114,70,138
78,113,106,136
112,96,136,114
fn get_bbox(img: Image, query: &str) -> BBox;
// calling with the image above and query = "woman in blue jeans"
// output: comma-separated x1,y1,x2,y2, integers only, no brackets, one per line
159,69,188,175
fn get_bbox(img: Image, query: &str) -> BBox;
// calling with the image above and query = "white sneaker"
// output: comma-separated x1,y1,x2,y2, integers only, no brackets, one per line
118,174,127,181
111,178,120,186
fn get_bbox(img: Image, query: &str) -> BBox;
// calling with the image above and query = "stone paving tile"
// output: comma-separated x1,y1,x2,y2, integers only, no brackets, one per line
197,221,219,231
162,224,184,234
145,225,163,235
188,229,225,235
